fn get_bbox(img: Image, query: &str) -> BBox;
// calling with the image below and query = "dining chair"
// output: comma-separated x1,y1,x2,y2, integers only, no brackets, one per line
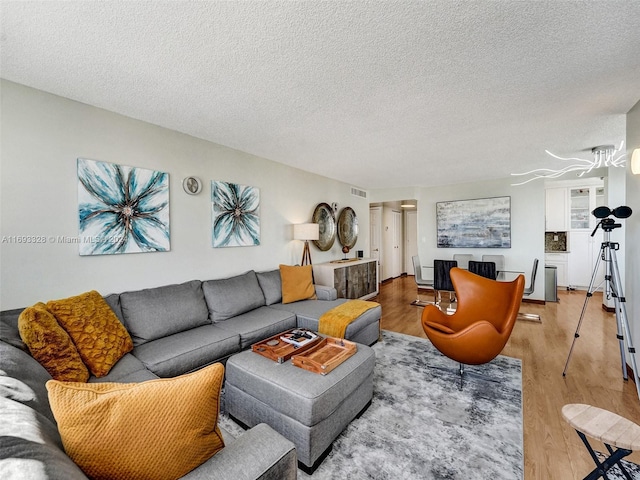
468,260,497,280
452,254,473,270
412,256,433,305
518,258,541,322
433,259,457,306
523,258,539,296
482,254,505,278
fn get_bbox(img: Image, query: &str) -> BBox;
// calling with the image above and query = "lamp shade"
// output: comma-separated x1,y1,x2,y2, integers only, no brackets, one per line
293,223,319,241
632,148,640,175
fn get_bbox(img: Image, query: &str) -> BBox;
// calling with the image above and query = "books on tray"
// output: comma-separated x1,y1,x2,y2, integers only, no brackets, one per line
280,329,318,348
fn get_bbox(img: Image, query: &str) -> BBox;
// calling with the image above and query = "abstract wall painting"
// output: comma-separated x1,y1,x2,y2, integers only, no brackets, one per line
211,180,260,247
77,158,170,256
436,196,511,248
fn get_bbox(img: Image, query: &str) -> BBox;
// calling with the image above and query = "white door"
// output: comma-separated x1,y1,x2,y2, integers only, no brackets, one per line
392,210,403,278
405,210,418,275
369,207,382,281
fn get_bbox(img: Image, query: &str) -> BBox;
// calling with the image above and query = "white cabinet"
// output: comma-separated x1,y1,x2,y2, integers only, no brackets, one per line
569,185,606,231
545,187,568,231
544,180,605,290
545,253,568,287
568,230,605,290
566,183,605,290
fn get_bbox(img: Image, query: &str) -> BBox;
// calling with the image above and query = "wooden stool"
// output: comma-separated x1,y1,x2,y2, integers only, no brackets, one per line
562,403,640,480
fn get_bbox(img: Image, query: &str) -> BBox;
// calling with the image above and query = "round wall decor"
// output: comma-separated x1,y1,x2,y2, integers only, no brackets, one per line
337,207,358,250
182,176,202,195
311,202,336,251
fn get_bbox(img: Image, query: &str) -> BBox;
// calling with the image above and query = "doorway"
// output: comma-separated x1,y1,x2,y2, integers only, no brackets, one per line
370,200,417,281
390,210,402,278
369,206,382,285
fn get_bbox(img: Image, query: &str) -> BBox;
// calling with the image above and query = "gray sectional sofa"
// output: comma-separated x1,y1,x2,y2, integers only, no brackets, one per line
0,268,381,479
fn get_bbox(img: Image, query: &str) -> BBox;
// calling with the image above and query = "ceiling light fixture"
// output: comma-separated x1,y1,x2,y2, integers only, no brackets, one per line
511,141,627,185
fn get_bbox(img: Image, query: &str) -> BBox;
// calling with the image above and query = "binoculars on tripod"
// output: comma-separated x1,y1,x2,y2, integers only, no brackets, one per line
592,205,632,219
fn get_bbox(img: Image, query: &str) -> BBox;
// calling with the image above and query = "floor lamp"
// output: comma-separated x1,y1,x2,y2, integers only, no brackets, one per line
294,223,319,266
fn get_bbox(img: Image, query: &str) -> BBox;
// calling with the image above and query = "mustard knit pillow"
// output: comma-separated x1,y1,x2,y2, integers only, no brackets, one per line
46,363,226,480
46,290,133,377
280,264,317,304
18,303,90,382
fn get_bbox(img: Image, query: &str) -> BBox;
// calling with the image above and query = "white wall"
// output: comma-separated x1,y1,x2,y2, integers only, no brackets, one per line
372,178,545,300
625,100,640,364
0,81,369,309
603,165,627,309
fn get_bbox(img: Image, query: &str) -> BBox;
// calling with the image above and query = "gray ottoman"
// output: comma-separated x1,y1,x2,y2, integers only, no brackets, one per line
225,343,375,471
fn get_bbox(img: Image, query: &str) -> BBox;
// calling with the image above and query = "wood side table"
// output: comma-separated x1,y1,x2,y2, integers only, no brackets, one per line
562,403,640,480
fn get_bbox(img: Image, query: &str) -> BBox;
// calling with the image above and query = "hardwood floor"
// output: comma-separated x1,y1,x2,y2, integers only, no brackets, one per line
372,275,640,479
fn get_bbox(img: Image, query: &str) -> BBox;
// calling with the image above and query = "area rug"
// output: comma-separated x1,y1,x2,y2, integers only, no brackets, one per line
219,330,523,479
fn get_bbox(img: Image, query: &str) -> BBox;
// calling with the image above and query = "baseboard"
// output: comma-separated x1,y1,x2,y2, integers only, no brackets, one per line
522,298,544,305
602,303,615,313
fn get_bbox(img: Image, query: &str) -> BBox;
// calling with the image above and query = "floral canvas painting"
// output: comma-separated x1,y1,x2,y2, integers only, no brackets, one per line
211,181,260,247
77,158,170,255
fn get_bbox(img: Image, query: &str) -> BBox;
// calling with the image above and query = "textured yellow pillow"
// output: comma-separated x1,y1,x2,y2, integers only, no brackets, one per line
46,290,133,377
46,363,225,480
18,303,90,382
280,264,317,304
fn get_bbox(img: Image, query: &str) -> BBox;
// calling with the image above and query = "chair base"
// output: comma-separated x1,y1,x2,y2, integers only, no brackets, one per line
411,300,433,307
412,291,435,307
517,312,541,322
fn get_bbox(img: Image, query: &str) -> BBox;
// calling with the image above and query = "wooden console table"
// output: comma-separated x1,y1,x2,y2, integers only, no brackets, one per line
313,258,378,300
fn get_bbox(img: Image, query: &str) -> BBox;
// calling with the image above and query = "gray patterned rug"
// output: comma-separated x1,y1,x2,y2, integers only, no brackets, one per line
220,330,523,479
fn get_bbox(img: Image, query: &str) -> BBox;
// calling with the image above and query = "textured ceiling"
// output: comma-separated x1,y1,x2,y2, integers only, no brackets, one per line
1,1,639,189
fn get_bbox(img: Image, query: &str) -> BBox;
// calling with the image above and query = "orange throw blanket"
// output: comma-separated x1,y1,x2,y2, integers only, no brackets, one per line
318,300,379,338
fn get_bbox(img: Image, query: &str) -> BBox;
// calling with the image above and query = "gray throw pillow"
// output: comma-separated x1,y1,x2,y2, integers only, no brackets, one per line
256,269,282,305
202,270,266,321
119,280,209,345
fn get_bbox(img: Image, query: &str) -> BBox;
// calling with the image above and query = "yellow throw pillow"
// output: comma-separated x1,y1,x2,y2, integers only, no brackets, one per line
46,290,133,377
18,303,90,382
46,363,226,480
280,264,317,304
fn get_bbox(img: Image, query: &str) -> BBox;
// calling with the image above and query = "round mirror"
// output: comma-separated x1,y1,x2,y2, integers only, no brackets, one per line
311,203,336,251
337,207,358,249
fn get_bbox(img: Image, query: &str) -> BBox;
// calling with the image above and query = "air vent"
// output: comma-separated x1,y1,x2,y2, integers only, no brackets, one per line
350,186,368,199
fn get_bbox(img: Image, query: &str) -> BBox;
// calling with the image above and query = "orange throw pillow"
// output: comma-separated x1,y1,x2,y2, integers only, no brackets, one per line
18,303,90,382
46,363,226,480
280,264,317,304
46,290,133,377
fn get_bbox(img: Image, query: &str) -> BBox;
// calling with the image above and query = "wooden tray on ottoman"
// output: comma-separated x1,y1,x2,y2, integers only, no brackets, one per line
251,329,321,363
292,337,357,375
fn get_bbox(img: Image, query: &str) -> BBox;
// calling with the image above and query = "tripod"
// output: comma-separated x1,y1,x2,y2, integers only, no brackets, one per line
563,219,640,400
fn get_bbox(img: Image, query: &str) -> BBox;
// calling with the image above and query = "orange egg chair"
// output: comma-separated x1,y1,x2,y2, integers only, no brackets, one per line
421,267,525,375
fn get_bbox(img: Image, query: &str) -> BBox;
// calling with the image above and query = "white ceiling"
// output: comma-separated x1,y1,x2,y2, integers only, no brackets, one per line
1,1,639,190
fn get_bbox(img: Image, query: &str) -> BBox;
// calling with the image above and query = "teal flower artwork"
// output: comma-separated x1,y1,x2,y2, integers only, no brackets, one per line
211,181,260,247
77,158,170,255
